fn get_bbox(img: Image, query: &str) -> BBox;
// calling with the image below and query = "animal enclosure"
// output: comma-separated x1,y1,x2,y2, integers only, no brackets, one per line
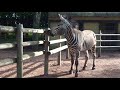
0,24,69,78
1,24,120,78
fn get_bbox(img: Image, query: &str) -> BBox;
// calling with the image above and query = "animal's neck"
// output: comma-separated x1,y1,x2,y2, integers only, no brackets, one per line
65,27,77,47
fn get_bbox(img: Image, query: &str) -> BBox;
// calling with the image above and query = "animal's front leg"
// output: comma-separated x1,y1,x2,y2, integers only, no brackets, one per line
75,52,79,77
69,54,74,74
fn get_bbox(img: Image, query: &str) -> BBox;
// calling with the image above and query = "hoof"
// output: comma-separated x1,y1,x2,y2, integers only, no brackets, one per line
69,70,73,74
82,67,86,70
75,73,78,77
73,70,76,73
92,67,95,70
82,66,87,70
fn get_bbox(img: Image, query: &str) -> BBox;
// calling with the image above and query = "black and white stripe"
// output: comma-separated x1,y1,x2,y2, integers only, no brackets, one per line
50,14,96,77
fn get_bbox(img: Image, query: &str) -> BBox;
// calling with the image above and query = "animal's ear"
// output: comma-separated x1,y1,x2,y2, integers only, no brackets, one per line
58,14,61,17
58,14,71,26
58,14,65,21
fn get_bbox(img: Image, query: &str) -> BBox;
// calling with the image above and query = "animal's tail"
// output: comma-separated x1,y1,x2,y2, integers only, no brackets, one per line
93,33,96,39
93,33,97,45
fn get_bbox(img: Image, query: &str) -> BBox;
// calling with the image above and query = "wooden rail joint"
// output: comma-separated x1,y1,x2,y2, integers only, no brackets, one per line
43,50,51,55
43,41,50,46
44,28,51,35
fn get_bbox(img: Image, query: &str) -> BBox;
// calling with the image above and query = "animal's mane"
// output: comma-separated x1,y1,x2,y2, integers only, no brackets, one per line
62,15,79,29
73,28,82,35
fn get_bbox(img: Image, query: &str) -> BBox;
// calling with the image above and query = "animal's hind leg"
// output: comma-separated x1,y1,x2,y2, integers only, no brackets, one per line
91,45,96,70
82,50,89,70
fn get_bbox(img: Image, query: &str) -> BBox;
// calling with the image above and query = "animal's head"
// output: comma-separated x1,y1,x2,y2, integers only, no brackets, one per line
49,14,72,36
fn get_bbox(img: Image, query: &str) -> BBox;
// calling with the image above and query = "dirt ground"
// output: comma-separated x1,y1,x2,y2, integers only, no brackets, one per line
1,49,120,78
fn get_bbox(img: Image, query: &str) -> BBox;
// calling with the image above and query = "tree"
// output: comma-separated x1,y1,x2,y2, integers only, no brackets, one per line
0,12,48,44
32,12,41,50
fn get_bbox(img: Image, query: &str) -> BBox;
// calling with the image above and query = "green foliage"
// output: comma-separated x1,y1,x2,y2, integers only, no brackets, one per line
0,35,16,43
38,34,45,40
40,12,48,28
0,12,48,28
0,12,48,42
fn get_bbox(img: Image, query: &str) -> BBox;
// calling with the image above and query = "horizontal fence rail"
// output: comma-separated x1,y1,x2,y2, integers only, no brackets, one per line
23,28,44,33
23,41,44,47
2,25,120,78
96,46,120,48
0,25,15,32
0,43,16,49
96,30,120,57
0,25,45,33
0,40,44,49
0,24,68,78
0,58,16,67
49,45,68,55
50,39,67,44
96,34,120,36
97,40,120,42
23,51,44,60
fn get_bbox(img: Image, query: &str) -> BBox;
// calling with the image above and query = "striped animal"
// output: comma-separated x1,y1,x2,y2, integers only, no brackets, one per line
49,14,97,77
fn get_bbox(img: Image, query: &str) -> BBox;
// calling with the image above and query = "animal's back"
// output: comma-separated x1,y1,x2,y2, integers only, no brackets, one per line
82,30,96,43
74,29,96,51
82,30,96,42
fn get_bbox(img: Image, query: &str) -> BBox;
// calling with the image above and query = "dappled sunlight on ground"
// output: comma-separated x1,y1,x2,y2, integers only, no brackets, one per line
1,49,120,78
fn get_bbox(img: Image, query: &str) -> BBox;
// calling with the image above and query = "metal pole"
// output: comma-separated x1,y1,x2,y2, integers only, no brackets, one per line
98,30,102,57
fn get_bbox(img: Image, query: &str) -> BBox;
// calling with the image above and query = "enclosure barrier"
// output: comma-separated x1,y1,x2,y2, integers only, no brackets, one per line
96,30,120,57
0,24,69,78
44,29,68,75
1,24,120,78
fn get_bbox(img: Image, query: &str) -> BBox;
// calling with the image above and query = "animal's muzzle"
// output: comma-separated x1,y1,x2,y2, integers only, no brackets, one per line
47,30,54,36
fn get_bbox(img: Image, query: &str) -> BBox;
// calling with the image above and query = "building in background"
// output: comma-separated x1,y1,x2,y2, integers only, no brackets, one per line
48,12,120,50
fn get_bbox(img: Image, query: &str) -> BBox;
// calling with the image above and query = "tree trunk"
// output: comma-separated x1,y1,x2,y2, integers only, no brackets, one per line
32,12,41,50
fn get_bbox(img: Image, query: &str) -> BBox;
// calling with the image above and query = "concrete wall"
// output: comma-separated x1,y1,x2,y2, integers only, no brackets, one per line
49,16,120,21
84,22,99,34
49,16,120,51
117,23,120,47
50,21,100,34
118,23,120,33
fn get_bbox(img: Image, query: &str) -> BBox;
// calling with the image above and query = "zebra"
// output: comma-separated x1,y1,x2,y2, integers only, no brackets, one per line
48,14,97,77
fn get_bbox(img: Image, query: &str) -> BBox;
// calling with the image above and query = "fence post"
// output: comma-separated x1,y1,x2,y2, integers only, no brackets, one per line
16,23,23,78
98,30,102,57
58,35,61,65
65,41,69,59
44,28,50,76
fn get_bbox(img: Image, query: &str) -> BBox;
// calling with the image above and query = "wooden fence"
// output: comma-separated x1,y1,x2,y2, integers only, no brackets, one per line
96,30,120,57
1,24,120,78
0,24,69,78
